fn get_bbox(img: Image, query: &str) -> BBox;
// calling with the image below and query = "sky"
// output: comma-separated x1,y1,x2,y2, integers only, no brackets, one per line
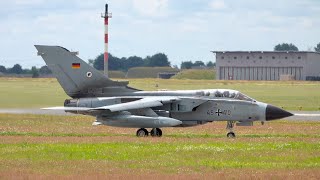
0,0,319,68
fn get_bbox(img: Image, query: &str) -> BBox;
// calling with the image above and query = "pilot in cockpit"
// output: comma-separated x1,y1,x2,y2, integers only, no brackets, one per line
223,91,230,97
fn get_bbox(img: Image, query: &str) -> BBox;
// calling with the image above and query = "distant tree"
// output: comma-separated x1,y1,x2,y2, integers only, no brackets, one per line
9,64,23,74
143,56,151,67
109,54,124,71
315,43,320,52
145,53,170,67
39,66,52,74
206,61,215,68
31,66,39,78
181,61,193,69
0,65,6,73
22,69,32,74
124,56,144,71
91,52,171,71
181,61,215,69
93,54,104,70
274,43,299,51
193,61,205,67
92,53,125,71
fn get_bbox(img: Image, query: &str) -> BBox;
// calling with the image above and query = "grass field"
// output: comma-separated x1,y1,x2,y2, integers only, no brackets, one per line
126,67,179,78
0,114,319,179
108,71,126,78
0,78,319,110
172,69,216,80
0,78,320,178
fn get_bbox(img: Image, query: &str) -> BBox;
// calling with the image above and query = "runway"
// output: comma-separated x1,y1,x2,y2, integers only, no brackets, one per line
288,111,320,121
0,108,70,116
0,109,320,121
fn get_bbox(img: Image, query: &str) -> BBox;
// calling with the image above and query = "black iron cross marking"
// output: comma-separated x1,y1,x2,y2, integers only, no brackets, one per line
216,109,222,116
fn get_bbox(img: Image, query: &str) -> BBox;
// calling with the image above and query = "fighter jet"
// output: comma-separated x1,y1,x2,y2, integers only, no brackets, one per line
35,45,293,138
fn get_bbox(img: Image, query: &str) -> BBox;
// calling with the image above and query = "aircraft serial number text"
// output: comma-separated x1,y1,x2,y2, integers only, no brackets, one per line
207,109,231,116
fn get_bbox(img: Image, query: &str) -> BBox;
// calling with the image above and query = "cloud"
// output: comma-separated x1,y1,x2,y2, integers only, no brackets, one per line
11,0,45,6
209,0,227,10
0,0,320,68
176,17,209,33
132,0,169,17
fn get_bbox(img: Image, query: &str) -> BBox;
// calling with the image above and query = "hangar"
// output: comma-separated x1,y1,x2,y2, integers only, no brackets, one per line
213,51,320,81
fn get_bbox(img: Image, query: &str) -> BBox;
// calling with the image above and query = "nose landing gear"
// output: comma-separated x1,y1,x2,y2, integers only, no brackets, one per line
227,131,236,138
226,121,236,138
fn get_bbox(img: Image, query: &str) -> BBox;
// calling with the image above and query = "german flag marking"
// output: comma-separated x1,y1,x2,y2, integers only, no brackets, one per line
72,63,80,69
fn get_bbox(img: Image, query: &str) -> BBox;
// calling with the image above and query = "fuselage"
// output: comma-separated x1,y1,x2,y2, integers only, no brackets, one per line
64,88,286,128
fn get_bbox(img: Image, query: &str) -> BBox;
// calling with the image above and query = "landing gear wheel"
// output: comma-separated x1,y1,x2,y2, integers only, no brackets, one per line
150,128,162,137
136,128,148,137
227,132,236,138
226,121,236,138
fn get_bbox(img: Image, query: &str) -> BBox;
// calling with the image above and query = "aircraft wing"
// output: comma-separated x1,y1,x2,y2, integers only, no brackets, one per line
95,97,179,112
42,97,179,112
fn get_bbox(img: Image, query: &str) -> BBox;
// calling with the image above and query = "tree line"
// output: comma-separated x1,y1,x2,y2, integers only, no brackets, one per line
1,42,319,77
0,64,52,78
89,52,171,71
180,61,215,69
274,42,320,52
88,42,320,71
89,53,215,71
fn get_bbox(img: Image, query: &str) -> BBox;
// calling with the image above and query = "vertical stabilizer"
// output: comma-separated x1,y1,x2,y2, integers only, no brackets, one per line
35,45,129,98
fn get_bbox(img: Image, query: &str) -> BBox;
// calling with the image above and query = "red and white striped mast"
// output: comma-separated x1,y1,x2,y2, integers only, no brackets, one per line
102,4,112,77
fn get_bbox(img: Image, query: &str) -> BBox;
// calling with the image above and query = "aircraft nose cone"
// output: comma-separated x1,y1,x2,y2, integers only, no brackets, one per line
266,105,293,121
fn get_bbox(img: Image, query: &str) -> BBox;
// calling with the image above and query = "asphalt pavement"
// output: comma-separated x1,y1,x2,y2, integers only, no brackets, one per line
0,108,70,116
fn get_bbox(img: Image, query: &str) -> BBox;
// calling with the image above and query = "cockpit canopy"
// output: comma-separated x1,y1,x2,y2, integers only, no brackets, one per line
203,89,255,102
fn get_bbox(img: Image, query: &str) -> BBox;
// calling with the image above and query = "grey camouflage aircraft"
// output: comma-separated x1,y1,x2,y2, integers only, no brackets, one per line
35,45,293,138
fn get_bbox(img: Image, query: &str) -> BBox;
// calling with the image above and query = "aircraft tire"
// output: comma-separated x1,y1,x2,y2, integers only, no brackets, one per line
136,128,149,137
150,128,162,137
227,132,236,138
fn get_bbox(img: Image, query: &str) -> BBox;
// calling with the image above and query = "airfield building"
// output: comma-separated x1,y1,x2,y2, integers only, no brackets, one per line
213,51,320,81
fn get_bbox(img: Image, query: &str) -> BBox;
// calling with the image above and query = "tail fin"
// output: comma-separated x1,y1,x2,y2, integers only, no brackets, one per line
35,45,129,98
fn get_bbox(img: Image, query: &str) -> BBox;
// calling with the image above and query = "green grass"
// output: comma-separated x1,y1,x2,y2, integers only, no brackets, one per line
1,131,320,139
0,78,320,110
0,114,319,177
126,67,179,78
2,114,317,138
0,131,116,137
0,78,67,108
172,69,216,80
108,71,126,78
0,141,319,170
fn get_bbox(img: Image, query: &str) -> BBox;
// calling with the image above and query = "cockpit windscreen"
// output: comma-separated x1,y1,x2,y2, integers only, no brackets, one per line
205,90,255,102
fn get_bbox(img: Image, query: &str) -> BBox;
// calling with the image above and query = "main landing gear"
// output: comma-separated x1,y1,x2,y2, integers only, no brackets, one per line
136,128,162,137
136,128,148,137
226,121,236,138
136,122,237,138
